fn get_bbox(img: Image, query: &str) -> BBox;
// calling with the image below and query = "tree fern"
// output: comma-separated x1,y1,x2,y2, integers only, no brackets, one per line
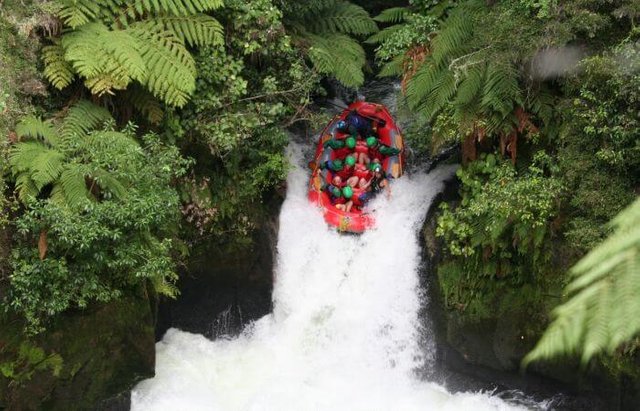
524,198,640,366
307,33,367,88
8,101,135,209
61,100,113,139
373,7,408,24
150,14,224,47
45,0,224,108
281,0,377,88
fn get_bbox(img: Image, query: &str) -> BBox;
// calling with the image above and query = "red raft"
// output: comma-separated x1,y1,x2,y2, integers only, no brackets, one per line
308,101,405,233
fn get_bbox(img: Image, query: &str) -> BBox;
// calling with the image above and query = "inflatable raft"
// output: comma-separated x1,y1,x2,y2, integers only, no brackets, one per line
308,101,405,233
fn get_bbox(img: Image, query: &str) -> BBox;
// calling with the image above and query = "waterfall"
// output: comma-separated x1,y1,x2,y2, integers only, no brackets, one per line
131,141,531,411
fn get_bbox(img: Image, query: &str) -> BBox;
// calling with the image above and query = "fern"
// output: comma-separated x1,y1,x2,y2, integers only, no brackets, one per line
46,0,224,108
150,14,224,47
61,100,113,139
364,24,404,45
307,33,366,88
307,1,378,36
378,54,405,77
132,23,197,107
283,0,377,88
401,1,533,137
524,198,640,366
373,7,408,23
9,101,132,209
15,116,59,146
42,43,75,90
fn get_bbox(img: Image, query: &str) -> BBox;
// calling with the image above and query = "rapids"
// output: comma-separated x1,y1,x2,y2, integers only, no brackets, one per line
131,142,534,410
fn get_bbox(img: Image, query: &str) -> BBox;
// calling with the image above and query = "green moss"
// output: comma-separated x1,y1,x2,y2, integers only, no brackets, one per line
0,285,156,410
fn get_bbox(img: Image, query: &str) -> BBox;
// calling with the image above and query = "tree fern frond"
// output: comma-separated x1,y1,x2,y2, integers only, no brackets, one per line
405,62,441,110
131,23,197,107
373,7,408,23
454,64,485,107
378,54,405,77
121,86,165,124
43,43,75,90
481,62,521,116
307,33,366,88
365,24,404,45
430,10,474,67
57,165,92,208
16,116,59,146
61,100,113,139
91,168,128,200
29,149,66,190
61,22,148,96
54,0,105,28
524,198,640,366
307,1,378,36
14,173,40,203
130,0,223,17
150,14,224,47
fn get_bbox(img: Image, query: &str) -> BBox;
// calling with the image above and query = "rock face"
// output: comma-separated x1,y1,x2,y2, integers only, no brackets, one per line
156,193,282,340
0,286,156,411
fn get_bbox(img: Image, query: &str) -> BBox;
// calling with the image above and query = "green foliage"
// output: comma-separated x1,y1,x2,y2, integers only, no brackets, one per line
9,101,128,208
558,42,639,252
170,0,317,245
436,153,562,313
45,0,224,108
280,0,377,88
368,10,437,77
6,104,190,333
524,198,640,366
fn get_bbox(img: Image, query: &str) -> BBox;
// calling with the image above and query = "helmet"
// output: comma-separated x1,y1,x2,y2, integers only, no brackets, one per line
331,187,342,197
373,164,382,173
336,120,346,130
332,159,343,170
342,186,353,199
345,155,356,166
366,136,377,147
346,136,356,149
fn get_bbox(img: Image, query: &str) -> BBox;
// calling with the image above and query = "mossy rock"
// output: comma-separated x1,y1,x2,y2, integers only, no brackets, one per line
0,285,156,410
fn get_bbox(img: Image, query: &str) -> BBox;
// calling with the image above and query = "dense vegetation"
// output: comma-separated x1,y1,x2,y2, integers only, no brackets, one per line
368,0,639,369
0,0,375,399
0,0,638,407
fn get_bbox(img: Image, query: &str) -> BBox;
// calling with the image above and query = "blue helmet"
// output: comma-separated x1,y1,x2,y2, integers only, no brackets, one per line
336,120,347,130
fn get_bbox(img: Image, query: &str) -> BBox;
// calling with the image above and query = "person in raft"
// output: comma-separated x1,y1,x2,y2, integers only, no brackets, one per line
335,185,354,212
319,158,344,173
338,110,373,138
335,155,356,181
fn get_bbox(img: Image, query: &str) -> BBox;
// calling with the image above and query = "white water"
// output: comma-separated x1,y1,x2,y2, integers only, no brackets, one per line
131,144,529,411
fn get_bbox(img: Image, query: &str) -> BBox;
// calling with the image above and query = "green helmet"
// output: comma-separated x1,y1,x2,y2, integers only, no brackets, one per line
345,155,356,167
372,164,382,173
366,136,378,147
345,136,356,149
331,159,343,170
342,185,353,199
331,186,342,197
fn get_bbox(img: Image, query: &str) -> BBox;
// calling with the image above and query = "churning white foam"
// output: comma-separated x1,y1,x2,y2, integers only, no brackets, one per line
131,144,527,411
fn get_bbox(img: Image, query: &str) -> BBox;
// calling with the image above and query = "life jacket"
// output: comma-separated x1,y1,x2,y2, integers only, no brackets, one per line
351,187,367,206
346,111,373,137
355,140,368,154
354,163,370,180
335,165,354,181
332,147,351,159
